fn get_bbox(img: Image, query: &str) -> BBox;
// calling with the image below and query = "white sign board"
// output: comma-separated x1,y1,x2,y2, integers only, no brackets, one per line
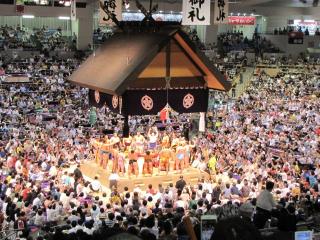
71,0,76,20
182,0,211,25
99,0,122,26
214,0,229,24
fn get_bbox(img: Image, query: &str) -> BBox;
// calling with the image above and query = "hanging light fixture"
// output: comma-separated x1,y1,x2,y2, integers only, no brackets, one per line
64,1,71,6
124,0,130,9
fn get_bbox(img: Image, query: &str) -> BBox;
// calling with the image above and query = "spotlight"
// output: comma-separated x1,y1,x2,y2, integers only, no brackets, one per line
59,16,70,20
64,0,71,6
22,15,34,18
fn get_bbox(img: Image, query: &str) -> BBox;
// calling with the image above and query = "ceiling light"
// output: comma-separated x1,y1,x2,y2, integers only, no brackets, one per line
22,15,34,18
64,1,71,6
59,16,70,20
237,13,240,16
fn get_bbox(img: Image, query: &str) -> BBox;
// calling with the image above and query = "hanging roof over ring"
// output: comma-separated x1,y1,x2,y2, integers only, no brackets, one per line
69,26,231,95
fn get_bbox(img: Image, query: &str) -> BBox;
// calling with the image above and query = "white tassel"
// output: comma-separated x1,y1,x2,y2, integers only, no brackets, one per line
199,112,205,132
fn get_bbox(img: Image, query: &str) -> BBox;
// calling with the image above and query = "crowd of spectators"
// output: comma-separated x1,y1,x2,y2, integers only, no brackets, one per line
274,26,320,36
0,25,74,51
0,32,319,240
215,31,281,60
217,31,251,53
273,27,293,35
186,28,208,50
256,55,320,66
93,28,113,45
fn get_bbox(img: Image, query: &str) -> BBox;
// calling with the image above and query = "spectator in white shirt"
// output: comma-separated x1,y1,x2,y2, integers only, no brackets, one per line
67,221,78,234
90,176,102,192
68,210,80,223
254,181,277,229
15,159,22,174
32,195,41,208
34,210,46,226
49,164,58,177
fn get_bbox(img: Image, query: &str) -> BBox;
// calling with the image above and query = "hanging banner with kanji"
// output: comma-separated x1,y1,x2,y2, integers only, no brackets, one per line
214,0,229,24
99,0,122,26
182,0,211,25
71,0,76,20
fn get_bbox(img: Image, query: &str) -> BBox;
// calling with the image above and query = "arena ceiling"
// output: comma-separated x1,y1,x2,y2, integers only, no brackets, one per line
118,0,320,16
128,0,319,7
250,0,319,7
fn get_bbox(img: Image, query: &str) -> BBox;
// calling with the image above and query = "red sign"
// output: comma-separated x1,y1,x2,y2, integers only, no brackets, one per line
228,16,255,25
293,20,320,26
288,32,304,44
16,5,24,13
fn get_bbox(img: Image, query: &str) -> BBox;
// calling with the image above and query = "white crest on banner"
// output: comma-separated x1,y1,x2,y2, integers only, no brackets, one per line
94,90,100,104
71,0,76,20
214,0,229,24
112,95,119,109
141,95,153,111
182,0,211,25
99,0,122,26
183,93,194,109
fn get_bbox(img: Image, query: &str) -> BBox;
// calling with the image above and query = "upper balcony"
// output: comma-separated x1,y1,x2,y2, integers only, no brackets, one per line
0,0,91,18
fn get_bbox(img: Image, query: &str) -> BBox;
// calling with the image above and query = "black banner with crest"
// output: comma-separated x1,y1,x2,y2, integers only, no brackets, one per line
105,94,121,113
168,88,208,113
89,89,121,113
90,88,208,116
122,88,208,116
88,89,108,108
122,89,167,116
